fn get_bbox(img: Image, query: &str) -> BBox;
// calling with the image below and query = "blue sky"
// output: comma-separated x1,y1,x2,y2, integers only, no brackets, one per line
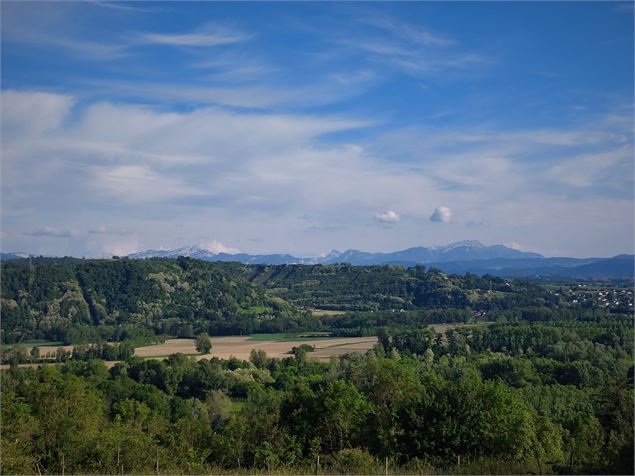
1,1,633,258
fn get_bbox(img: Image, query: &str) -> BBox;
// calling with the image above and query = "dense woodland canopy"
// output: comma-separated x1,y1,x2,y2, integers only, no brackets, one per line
2,258,630,345
1,316,632,474
0,258,303,344
1,257,633,474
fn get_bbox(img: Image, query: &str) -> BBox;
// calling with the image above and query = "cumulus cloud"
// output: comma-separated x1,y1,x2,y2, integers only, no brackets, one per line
374,210,401,224
430,206,453,223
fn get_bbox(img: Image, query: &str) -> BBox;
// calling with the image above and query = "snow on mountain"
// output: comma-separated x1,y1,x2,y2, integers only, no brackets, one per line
125,240,542,264
127,242,240,260
432,240,485,252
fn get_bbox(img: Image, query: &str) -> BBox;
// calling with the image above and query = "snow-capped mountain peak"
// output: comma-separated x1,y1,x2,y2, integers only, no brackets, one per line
197,241,240,255
127,241,240,259
124,240,543,264
433,240,485,252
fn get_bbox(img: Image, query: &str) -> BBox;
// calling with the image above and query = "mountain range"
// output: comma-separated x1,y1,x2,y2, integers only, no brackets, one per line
125,240,542,264
2,241,632,279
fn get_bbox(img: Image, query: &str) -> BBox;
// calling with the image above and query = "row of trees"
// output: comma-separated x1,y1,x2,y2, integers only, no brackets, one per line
0,342,136,365
2,333,215,365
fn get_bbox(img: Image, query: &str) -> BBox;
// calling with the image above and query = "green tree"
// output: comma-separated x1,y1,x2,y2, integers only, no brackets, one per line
249,348,270,369
195,333,212,354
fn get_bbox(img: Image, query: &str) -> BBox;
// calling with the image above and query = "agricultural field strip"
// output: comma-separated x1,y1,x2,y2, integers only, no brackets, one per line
1,336,378,368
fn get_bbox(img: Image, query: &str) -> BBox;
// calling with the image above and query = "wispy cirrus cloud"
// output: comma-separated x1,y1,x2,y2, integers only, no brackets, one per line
140,23,252,47
329,13,491,78
88,226,131,236
360,14,456,48
88,1,161,13
83,70,378,109
2,2,250,61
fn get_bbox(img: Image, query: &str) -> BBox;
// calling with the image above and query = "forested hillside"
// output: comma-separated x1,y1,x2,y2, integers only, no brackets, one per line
2,258,632,345
216,262,557,310
0,258,305,344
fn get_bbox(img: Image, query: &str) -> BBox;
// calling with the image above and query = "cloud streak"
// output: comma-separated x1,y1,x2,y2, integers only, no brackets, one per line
140,23,252,47
23,227,75,238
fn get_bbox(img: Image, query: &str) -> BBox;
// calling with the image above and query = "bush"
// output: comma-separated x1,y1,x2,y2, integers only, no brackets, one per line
328,448,378,474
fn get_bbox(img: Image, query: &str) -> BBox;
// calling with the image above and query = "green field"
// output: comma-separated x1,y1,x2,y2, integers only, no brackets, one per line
248,332,331,342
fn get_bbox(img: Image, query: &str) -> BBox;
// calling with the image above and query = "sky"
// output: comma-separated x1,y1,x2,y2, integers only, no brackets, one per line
1,1,633,258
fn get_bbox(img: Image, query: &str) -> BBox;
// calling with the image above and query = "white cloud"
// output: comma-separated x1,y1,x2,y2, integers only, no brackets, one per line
1,90,75,140
332,13,490,79
88,226,130,236
361,15,456,48
199,240,240,254
88,165,207,203
2,89,632,258
86,71,378,109
2,4,247,60
141,23,252,47
374,210,401,224
430,207,453,223
546,146,631,188
1,2,128,60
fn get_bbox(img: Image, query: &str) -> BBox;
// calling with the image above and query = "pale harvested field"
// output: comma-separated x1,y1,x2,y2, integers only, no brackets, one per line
21,344,75,355
134,338,198,357
198,336,378,361
1,336,380,369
